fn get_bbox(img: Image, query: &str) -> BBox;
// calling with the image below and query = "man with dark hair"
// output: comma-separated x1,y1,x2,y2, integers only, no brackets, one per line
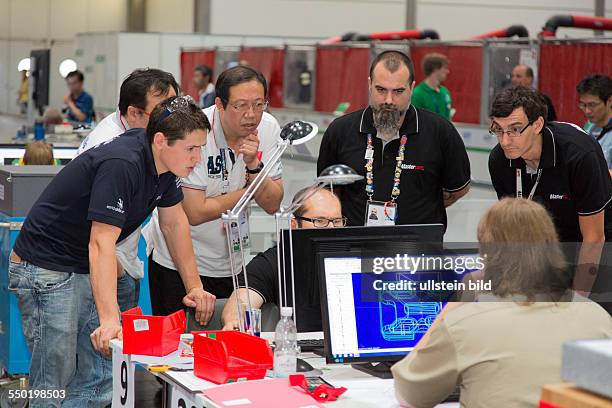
577,74,612,174
8,96,215,407
511,64,557,121
220,187,343,331
76,68,180,320
411,53,452,120
488,85,612,298
146,65,284,316
194,64,215,108
317,50,470,230
64,70,94,123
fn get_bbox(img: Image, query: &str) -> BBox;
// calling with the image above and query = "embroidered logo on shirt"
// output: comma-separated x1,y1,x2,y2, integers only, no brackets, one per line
106,198,125,214
400,163,425,171
549,194,570,200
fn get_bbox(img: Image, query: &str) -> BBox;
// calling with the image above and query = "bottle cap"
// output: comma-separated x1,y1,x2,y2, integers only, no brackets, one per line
280,307,293,317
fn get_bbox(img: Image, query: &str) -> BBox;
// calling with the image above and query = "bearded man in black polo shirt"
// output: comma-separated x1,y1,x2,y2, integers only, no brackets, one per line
488,86,612,305
317,50,470,230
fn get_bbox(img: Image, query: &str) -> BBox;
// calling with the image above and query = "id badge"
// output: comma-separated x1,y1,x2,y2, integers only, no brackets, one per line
220,179,230,195
365,201,396,226
230,210,251,252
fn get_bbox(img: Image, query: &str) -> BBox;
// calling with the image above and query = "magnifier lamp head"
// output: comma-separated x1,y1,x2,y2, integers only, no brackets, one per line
280,120,318,145
316,164,364,185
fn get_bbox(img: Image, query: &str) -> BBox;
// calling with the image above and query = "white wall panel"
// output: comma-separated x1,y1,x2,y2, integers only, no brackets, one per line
147,0,195,33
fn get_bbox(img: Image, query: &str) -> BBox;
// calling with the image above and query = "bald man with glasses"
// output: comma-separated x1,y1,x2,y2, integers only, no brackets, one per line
221,187,343,330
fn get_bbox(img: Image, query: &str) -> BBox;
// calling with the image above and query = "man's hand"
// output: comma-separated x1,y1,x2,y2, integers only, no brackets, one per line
63,92,72,105
222,319,241,331
240,130,261,169
90,320,122,357
183,287,216,325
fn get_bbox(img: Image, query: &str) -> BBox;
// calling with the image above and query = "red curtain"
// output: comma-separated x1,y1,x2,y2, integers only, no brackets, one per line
180,50,216,100
410,44,483,124
539,42,612,125
239,48,285,108
314,47,370,113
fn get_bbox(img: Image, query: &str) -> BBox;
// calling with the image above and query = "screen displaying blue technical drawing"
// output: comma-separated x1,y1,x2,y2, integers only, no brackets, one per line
351,272,445,350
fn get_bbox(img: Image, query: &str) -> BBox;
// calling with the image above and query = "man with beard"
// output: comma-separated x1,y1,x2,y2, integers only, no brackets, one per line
317,50,470,228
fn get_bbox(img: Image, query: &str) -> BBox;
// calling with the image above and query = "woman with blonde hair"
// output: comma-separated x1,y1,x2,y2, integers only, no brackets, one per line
392,198,612,408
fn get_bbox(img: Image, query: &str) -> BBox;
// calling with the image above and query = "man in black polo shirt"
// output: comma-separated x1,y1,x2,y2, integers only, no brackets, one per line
8,96,215,407
488,86,612,300
220,187,343,332
317,50,470,229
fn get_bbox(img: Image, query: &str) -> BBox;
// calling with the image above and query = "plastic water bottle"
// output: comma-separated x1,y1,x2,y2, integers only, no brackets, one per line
273,307,298,378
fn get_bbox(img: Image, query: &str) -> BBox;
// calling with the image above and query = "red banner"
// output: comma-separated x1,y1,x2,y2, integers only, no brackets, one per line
539,42,612,126
410,44,483,124
314,47,370,113
180,50,216,100
239,48,285,108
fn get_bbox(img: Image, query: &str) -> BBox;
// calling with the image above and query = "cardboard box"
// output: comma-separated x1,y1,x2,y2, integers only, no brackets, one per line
541,383,612,408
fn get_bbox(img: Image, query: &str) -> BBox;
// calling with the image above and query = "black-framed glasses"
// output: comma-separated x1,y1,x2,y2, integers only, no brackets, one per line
489,121,533,138
295,216,347,228
578,100,603,111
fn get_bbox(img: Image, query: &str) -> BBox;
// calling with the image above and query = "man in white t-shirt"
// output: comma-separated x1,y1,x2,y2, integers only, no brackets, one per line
77,68,178,312
145,65,284,316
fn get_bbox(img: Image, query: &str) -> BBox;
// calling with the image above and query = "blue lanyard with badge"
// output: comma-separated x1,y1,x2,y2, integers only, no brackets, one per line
364,133,407,226
515,168,542,200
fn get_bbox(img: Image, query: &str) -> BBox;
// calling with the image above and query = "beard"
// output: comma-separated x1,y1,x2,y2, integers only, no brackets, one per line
372,103,402,136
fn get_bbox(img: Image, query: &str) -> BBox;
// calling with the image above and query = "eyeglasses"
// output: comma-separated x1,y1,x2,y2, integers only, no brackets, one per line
578,101,603,110
227,100,269,113
295,216,347,228
158,95,196,123
489,121,533,138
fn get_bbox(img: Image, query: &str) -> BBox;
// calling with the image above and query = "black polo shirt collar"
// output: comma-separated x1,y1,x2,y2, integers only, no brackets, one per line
358,104,420,137
142,135,158,176
508,126,557,170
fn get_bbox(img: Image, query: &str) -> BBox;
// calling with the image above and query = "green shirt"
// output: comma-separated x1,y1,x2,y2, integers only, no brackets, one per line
411,81,452,120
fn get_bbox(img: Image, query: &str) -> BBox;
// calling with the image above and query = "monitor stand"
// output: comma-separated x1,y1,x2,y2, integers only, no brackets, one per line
351,361,394,379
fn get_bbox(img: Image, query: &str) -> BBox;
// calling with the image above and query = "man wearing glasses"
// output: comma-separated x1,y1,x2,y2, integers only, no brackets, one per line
220,187,343,331
576,74,612,176
488,86,611,302
146,65,284,316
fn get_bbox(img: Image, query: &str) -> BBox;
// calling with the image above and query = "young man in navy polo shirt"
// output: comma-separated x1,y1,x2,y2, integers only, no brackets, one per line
8,96,215,407
488,86,612,304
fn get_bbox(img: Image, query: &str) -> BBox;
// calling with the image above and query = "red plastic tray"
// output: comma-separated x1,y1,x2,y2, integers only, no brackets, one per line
121,307,185,356
193,330,273,384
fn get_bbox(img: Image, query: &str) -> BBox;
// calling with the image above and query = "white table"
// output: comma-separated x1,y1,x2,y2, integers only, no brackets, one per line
110,338,459,408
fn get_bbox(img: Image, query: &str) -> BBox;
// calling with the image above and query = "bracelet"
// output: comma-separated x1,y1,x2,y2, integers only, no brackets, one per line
246,161,264,174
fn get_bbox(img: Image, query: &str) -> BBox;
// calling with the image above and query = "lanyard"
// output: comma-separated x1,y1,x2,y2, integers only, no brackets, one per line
365,134,407,202
211,107,229,183
516,168,542,200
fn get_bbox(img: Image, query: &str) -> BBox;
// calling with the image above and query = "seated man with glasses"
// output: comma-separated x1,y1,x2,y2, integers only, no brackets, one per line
145,65,284,316
488,86,612,306
220,186,344,330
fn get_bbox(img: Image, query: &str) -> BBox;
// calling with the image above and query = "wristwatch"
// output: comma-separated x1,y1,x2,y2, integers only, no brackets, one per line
246,161,264,174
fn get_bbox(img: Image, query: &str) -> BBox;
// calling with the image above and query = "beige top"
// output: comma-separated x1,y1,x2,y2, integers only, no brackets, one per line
391,299,612,408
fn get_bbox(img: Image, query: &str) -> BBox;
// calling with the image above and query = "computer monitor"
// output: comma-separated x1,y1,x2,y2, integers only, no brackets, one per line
0,144,78,165
279,224,444,333
318,246,482,378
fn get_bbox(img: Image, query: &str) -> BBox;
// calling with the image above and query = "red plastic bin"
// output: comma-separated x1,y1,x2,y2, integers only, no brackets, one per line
193,330,273,384
121,307,185,356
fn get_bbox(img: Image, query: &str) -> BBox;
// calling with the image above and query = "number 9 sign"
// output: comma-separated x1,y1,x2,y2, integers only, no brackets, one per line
112,344,135,407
